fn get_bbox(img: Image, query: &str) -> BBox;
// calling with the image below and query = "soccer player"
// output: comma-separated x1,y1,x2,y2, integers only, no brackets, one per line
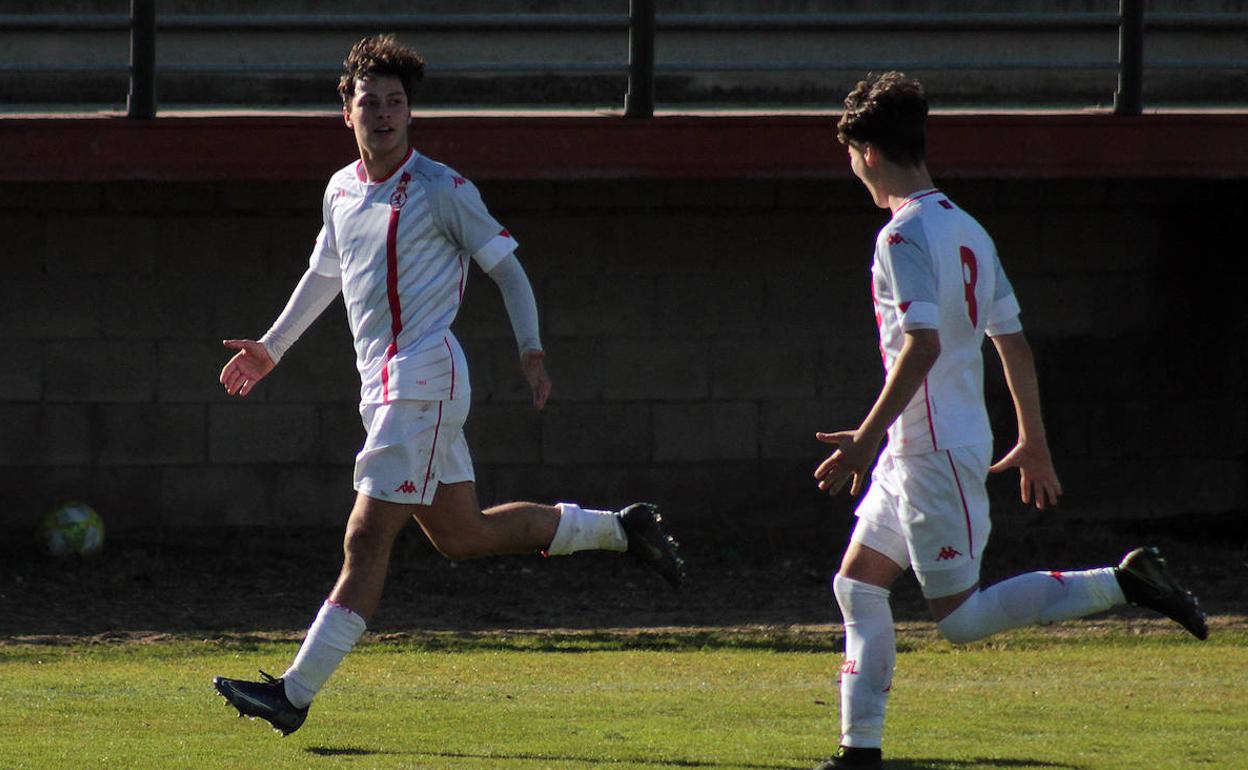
211,35,684,736
810,73,1207,770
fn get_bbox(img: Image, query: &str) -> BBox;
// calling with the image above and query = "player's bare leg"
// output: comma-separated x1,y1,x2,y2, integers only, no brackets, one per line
214,485,684,735
415,482,685,586
213,492,407,734
327,494,418,619
413,481,558,560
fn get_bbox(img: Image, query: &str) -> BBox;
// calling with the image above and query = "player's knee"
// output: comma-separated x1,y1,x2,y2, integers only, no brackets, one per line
342,519,392,560
832,573,854,611
832,573,891,618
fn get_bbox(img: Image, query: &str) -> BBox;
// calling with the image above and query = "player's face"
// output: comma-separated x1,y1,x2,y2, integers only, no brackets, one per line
344,75,410,158
848,142,887,209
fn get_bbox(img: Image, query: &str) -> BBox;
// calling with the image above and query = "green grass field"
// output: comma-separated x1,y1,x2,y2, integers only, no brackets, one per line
1,623,1243,770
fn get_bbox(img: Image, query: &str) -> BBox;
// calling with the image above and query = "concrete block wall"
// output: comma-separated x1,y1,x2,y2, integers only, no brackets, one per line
1,177,1245,542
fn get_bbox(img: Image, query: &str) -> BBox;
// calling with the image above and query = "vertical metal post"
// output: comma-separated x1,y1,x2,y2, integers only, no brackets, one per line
127,0,156,119
1113,0,1143,115
625,0,655,118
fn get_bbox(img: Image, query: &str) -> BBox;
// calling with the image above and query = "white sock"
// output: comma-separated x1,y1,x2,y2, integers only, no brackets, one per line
938,568,1125,644
833,574,895,750
282,600,367,708
544,502,628,556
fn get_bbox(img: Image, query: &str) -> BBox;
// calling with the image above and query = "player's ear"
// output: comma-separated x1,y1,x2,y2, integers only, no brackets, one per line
861,142,880,168
343,107,353,128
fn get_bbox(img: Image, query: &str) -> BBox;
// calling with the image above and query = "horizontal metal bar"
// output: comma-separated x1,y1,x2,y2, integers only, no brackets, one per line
3,60,1245,76
5,11,1248,34
157,62,626,75
0,14,129,31
0,63,131,73
0,13,628,33
656,60,1122,73
657,12,1121,31
658,11,1248,31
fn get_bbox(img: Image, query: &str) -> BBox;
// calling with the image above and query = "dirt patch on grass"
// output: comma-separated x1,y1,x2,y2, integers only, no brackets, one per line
2,514,1243,643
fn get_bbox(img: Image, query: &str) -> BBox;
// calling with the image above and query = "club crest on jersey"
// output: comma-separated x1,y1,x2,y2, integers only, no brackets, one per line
390,172,412,209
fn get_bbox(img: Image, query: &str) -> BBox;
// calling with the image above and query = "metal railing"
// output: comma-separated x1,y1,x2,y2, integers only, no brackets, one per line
4,0,1247,119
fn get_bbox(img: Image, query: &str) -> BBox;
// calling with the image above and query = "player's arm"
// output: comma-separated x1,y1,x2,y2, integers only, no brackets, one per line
220,266,342,397
485,254,550,410
817,225,939,496
430,168,551,410
988,331,1062,509
815,328,941,496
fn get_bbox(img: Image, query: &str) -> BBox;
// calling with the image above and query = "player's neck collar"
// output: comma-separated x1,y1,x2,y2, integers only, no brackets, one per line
356,147,416,184
893,188,941,213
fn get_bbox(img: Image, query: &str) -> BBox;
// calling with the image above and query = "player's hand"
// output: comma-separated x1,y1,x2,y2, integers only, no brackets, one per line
220,339,276,397
814,430,882,497
990,441,1062,510
520,349,551,410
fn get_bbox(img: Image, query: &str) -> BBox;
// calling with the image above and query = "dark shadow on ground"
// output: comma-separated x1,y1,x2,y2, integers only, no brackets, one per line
1,512,1243,639
417,750,801,769
882,760,1082,770
302,748,1082,769
304,746,384,757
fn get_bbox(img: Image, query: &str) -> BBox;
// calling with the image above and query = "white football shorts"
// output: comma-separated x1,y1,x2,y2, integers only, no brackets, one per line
354,397,474,506
850,442,992,598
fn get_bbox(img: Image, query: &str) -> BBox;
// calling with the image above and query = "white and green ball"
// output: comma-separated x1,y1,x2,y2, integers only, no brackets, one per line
40,501,105,557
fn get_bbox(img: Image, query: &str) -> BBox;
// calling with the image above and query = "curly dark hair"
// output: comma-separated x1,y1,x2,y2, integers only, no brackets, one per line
337,34,426,106
836,72,928,167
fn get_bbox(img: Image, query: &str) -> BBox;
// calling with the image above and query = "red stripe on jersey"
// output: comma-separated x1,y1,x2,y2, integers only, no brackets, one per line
457,254,466,303
896,189,942,212
355,148,414,184
923,377,937,451
421,401,444,501
443,336,456,400
381,206,403,403
946,451,975,560
374,148,414,184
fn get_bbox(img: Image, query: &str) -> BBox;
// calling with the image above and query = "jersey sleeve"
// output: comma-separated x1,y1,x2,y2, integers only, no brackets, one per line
309,185,342,278
985,251,1023,336
879,226,939,330
427,170,519,272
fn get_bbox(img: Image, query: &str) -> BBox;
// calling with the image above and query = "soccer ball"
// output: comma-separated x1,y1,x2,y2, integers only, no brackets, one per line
39,501,105,557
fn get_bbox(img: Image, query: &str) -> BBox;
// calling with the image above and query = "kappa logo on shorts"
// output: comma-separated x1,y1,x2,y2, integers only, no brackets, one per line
936,546,962,561
395,480,417,495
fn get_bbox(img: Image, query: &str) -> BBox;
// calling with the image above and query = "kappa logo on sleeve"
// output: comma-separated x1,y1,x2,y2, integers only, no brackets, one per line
886,232,907,246
451,176,466,188
936,546,962,561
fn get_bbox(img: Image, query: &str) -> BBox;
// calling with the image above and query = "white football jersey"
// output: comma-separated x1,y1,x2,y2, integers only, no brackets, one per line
871,189,1022,455
310,149,517,404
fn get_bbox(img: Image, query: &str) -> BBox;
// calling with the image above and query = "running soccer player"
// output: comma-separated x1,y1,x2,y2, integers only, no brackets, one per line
810,72,1207,770
211,35,683,736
